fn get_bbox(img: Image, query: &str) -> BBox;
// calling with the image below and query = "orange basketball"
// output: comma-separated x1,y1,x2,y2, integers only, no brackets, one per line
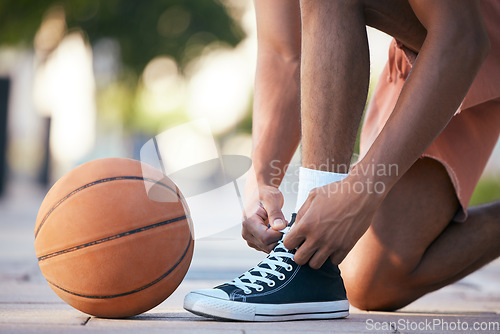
34,158,194,318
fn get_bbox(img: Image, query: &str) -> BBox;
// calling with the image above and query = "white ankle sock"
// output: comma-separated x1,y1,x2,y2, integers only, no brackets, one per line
294,167,348,212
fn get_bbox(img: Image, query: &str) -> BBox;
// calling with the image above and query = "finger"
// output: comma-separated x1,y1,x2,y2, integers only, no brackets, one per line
242,216,266,247
242,211,269,236
252,215,282,240
329,251,347,266
261,192,287,230
292,241,317,266
252,230,280,254
246,241,260,252
264,226,284,242
245,230,270,253
254,202,269,221
269,217,287,231
295,191,315,221
283,208,311,250
309,249,331,270
261,227,284,252
263,241,279,253
291,193,316,235
283,225,305,250
241,216,259,242
244,214,282,251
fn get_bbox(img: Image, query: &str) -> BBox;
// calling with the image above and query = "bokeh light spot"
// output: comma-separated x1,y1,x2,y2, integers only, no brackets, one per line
143,56,179,93
157,6,191,38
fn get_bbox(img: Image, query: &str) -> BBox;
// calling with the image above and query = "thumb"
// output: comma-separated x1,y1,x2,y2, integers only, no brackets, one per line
269,215,287,230
261,193,287,231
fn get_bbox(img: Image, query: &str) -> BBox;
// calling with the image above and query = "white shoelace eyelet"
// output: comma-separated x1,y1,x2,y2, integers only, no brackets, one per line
227,240,294,292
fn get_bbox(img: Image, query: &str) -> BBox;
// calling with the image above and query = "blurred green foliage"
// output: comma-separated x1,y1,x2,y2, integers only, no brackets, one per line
0,0,247,135
469,177,500,206
0,0,244,74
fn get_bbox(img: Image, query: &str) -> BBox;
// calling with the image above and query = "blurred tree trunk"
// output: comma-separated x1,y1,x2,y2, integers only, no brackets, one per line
38,117,51,187
0,78,10,196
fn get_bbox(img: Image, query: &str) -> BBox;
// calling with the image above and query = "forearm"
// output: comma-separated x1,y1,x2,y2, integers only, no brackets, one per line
241,1,301,252
355,3,489,193
252,51,301,187
250,0,301,188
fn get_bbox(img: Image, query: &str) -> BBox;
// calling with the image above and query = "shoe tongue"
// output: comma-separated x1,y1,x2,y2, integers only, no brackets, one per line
250,253,279,274
241,243,292,281
238,264,270,283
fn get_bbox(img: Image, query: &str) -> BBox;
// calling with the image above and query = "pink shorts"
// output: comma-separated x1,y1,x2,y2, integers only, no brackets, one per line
360,36,500,221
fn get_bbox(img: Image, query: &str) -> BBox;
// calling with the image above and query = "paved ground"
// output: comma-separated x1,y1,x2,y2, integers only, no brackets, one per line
1,179,499,333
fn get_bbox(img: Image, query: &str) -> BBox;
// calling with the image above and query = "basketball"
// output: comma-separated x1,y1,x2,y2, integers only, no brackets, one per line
34,158,194,318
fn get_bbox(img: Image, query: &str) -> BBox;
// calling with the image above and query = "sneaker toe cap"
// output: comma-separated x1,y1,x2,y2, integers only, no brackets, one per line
189,288,230,300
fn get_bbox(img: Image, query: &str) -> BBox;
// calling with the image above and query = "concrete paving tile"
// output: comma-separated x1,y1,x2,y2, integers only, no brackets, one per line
0,303,88,326
86,311,358,333
158,279,222,309
0,281,63,304
238,315,370,333
0,323,240,334
86,311,500,334
2,309,499,334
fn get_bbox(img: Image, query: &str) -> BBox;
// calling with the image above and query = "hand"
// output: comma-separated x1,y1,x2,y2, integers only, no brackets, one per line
242,172,288,253
283,176,384,268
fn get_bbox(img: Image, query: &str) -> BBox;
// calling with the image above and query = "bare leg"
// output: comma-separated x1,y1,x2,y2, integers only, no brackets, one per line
299,0,426,173
298,0,499,310
300,0,369,173
341,158,500,310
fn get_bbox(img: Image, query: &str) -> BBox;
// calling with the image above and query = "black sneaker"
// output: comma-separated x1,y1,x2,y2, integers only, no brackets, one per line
184,214,349,321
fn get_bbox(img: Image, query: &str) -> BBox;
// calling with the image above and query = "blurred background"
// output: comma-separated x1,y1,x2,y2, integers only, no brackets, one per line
0,0,498,206
0,0,499,297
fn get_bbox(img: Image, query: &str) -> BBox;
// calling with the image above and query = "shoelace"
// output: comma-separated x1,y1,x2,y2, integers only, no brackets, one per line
228,232,294,294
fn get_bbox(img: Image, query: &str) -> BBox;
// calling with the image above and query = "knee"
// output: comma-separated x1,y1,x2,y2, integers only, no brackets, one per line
342,264,415,311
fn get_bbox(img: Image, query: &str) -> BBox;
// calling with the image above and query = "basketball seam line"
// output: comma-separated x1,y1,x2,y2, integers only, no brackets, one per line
34,176,180,240
37,215,188,262
45,237,193,299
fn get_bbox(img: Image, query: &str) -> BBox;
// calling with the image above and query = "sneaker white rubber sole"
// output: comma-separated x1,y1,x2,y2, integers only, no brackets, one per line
184,291,349,322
